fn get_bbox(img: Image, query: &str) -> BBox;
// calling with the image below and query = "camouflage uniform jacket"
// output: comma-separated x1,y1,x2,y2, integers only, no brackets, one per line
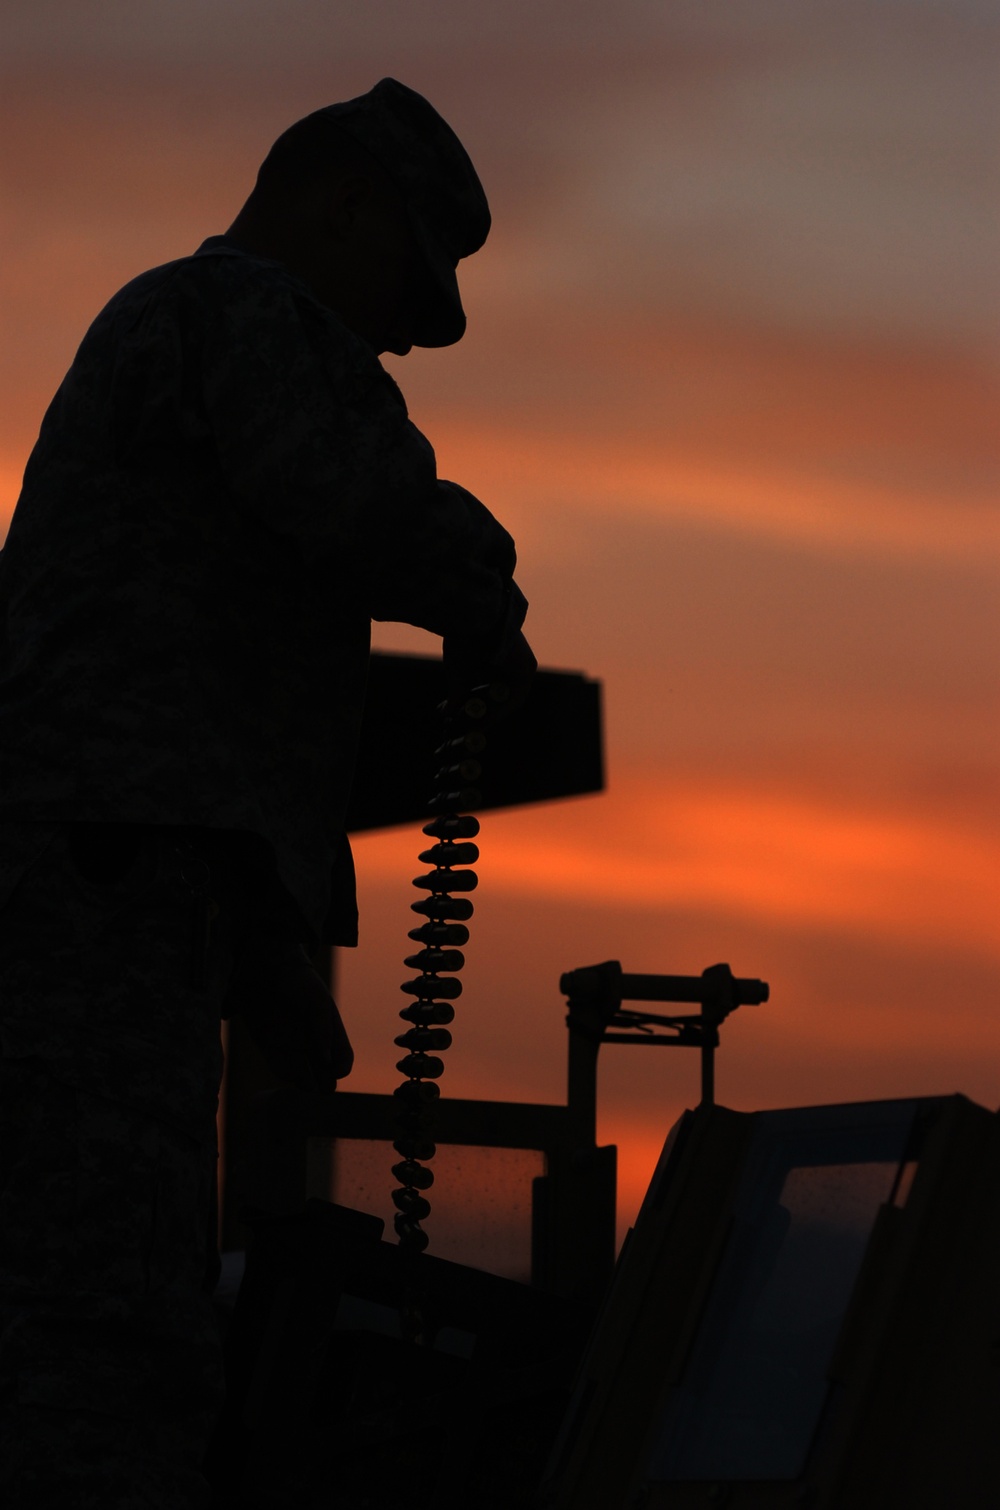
0,240,526,944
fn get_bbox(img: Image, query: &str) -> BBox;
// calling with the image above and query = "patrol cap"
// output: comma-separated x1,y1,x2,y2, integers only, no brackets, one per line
312,78,490,347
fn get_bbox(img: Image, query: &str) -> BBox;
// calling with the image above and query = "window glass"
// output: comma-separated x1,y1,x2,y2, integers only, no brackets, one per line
647,1102,918,1481
313,1136,544,1283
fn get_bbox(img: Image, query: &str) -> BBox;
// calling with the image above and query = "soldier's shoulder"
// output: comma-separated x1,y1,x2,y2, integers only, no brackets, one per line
102,252,205,307
184,245,392,397
89,243,389,399
77,255,215,354
93,243,291,324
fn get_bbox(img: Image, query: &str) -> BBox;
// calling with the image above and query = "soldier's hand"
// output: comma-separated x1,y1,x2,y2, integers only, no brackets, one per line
443,626,537,722
225,939,353,1093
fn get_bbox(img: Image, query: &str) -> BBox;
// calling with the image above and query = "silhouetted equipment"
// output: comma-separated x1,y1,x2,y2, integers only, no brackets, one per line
320,958,762,1310
207,1199,591,1510
213,649,996,1507
210,947,769,1507
345,651,604,831
209,949,767,1508
214,650,775,1505
543,1093,1000,1510
220,651,604,1261
561,958,769,1108
224,972,620,1304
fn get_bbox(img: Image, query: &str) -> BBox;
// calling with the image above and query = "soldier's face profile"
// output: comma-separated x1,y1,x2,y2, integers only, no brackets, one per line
315,175,433,356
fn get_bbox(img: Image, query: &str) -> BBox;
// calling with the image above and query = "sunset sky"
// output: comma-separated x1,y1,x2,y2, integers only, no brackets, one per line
3,0,997,1242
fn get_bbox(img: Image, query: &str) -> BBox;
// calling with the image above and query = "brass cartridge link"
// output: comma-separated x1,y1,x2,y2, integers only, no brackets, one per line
393,1136,436,1162
403,947,465,972
392,1160,434,1190
393,1079,440,1107
436,759,483,784
410,895,475,922
392,1189,432,1221
394,1026,454,1053
435,730,487,758
401,975,462,1001
429,786,482,812
422,813,481,840
418,840,480,867
407,921,470,947
412,868,478,894
396,1052,445,1080
398,1000,456,1026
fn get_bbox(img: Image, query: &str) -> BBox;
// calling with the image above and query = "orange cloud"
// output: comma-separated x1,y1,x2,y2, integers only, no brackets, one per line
428,420,1000,566
352,777,1000,962
4,415,996,565
0,461,23,540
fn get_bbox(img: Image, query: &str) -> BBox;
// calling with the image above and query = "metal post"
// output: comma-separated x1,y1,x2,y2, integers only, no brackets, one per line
566,1010,600,1149
700,1028,715,1107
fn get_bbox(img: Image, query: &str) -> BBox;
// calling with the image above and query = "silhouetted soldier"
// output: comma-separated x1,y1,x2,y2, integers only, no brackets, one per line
0,79,534,1507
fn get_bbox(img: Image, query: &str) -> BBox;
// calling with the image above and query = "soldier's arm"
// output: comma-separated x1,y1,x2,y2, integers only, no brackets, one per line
200,263,528,654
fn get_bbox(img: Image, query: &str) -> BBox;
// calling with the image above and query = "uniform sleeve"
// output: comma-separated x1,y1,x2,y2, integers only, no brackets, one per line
198,264,524,645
